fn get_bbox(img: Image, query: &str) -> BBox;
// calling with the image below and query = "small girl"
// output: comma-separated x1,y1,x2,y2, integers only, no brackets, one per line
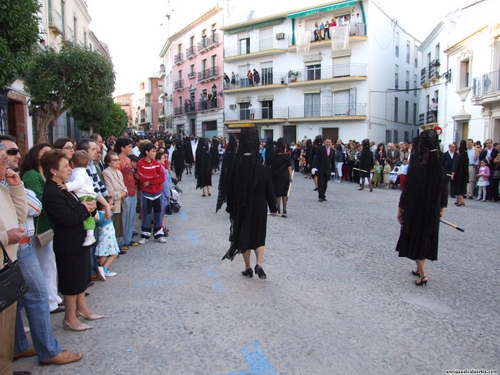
476,159,490,201
95,196,119,277
373,160,382,188
383,159,391,189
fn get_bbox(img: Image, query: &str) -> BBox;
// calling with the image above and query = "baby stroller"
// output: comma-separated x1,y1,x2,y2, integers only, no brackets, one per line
388,161,403,189
170,184,182,213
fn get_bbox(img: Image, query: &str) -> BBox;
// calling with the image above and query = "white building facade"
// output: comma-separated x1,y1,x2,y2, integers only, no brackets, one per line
222,0,421,144
419,0,500,146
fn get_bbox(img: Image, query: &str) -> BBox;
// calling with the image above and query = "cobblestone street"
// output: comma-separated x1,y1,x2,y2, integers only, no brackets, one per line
14,171,500,374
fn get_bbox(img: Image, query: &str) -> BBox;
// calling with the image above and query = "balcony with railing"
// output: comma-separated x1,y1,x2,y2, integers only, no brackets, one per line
197,33,220,53
186,46,196,59
159,65,166,78
198,66,219,82
224,107,288,122
288,64,367,86
224,36,289,59
174,106,184,116
174,53,183,65
418,111,437,126
288,103,366,119
65,26,74,42
174,79,184,91
49,7,63,35
225,72,289,91
472,70,500,106
187,71,196,79
197,98,222,111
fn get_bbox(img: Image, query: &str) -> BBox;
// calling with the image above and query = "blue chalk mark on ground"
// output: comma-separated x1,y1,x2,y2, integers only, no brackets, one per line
134,279,178,287
176,211,188,221
222,341,277,375
205,265,226,293
186,231,201,245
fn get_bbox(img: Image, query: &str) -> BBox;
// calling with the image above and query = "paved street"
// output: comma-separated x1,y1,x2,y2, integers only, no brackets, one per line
14,171,500,375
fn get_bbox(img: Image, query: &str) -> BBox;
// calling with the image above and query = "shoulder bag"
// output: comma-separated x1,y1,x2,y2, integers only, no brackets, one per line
0,240,29,312
492,167,500,180
35,211,54,248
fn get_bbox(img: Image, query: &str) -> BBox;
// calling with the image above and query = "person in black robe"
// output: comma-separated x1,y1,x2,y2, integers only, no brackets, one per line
358,138,374,192
269,138,293,214
210,138,220,173
451,140,469,206
194,137,212,196
183,138,195,175
222,128,278,279
216,136,236,213
171,140,185,182
396,130,448,286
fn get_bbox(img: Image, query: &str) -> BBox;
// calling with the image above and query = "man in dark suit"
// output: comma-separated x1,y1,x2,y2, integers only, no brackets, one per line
312,138,334,202
386,143,400,169
479,139,499,201
442,143,458,198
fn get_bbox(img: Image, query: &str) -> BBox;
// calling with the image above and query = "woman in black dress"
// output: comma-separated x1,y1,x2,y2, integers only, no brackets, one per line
40,150,103,331
222,128,278,279
358,138,374,192
308,135,323,191
269,138,293,215
303,139,312,179
396,130,448,286
194,137,213,196
171,140,185,182
452,140,469,206
183,138,195,175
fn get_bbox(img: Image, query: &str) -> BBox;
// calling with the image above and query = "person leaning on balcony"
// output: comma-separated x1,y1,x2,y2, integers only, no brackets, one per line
324,20,331,39
252,69,260,85
429,98,438,122
312,22,321,41
230,72,236,88
247,70,253,87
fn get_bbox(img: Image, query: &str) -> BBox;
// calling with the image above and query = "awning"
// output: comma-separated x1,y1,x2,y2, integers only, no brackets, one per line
257,95,274,101
236,97,251,103
287,1,357,19
225,18,285,35
228,123,254,128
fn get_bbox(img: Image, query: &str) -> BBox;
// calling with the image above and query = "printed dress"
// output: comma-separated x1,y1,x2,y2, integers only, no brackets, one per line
95,210,120,257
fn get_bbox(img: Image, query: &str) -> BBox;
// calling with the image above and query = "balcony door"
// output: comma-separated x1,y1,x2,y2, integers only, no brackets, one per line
239,103,250,120
304,93,320,118
239,38,250,55
261,101,273,119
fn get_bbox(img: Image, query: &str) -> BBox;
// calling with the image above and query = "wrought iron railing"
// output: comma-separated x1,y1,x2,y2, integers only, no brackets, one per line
472,70,500,98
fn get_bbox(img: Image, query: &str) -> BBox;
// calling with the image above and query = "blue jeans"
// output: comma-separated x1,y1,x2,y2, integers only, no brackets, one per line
14,240,62,362
119,194,137,246
141,194,164,239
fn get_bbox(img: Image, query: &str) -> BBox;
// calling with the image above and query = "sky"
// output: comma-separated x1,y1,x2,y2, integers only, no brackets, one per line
85,0,475,96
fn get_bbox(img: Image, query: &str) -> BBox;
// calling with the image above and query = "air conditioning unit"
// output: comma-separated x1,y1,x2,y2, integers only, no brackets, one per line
276,32,285,40
229,104,237,110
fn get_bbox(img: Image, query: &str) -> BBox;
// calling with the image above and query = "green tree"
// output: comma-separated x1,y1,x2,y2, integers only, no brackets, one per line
100,103,128,138
24,44,115,143
0,0,40,88
72,96,114,135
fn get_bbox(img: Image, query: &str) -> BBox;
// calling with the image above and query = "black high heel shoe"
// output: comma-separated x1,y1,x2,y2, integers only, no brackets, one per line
411,270,420,277
415,276,428,286
254,265,267,279
242,268,253,278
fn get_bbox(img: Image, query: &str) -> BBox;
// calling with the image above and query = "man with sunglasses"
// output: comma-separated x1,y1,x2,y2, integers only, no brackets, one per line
0,136,82,367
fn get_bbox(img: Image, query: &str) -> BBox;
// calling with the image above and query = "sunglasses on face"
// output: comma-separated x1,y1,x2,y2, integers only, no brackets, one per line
6,149,21,156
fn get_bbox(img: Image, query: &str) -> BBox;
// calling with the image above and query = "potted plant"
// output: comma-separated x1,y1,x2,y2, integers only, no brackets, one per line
288,69,301,82
280,75,286,84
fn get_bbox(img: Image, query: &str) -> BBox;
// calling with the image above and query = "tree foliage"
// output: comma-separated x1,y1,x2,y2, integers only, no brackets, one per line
24,43,115,143
73,97,127,137
0,0,40,88
72,96,114,134
100,103,128,138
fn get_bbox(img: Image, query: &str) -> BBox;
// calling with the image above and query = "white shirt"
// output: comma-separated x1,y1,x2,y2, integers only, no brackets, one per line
467,147,478,165
65,167,97,199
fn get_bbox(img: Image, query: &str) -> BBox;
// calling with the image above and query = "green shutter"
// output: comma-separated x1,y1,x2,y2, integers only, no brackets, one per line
225,18,285,35
287,1,357,19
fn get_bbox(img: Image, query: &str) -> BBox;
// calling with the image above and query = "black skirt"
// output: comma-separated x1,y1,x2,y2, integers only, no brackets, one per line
55,249,91,295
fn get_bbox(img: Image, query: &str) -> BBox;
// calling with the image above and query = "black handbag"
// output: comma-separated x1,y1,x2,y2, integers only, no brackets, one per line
0,240,29,312
492,168,500,180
